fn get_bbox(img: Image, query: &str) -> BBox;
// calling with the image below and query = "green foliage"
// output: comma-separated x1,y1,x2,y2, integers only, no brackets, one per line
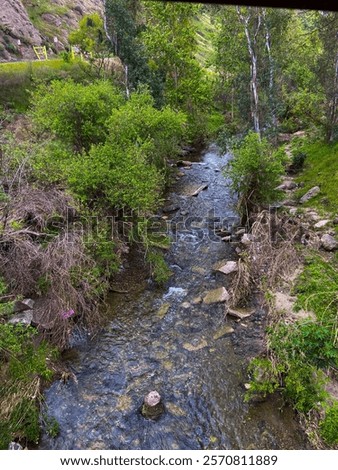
146,249,172,285
69,13,105,54
283,361,328,413
108,89,187,169
67,141,162,212
30,79,123,152
0,60,89,112
0,324,57,381
270,320,338,370
320,402,338,446
5,399,40,446
225,131,286,218
245,358,281,401
43,414,60,438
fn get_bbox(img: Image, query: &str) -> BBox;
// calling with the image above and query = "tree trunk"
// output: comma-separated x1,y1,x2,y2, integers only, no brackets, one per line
262,9,277,131
327,47,338,142
237,7,261,136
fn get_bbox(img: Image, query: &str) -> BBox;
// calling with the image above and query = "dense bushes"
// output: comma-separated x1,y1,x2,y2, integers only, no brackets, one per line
29,84,186,213
225,131,286,222
31,79,123,152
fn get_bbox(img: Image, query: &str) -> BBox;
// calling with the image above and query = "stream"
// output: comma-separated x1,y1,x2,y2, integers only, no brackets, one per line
40,144,309,450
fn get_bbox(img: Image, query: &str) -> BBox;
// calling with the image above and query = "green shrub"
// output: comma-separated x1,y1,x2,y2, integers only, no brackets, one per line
245,358,281,401
30,79,123,152
270,321,338,369
284,361,327,413
146,249,172,285
0,324,58,448
320,402,338,446
108,89,187,170
225,131,286,221
66,141,162,212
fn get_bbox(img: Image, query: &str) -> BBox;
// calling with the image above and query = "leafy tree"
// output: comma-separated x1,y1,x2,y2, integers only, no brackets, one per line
68,13,106,55
141,1,211,138
30,80,123,152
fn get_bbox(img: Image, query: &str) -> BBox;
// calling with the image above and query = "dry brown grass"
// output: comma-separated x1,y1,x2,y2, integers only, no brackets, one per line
229,209,303,307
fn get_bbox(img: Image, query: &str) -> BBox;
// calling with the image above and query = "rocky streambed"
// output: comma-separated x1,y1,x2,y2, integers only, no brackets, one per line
40,144,310,450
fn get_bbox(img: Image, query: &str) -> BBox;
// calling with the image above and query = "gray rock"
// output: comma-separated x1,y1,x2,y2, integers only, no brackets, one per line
183,339,208,351
241,233,252,246
276,180,297,191
299,186,320,204
203,287,230,304
214,260,238,275
8,311,33,326
227,307,255,320
163,204,180,213
14,298,34,313
321,234,338,251
314,219,330,229
8,442,23,450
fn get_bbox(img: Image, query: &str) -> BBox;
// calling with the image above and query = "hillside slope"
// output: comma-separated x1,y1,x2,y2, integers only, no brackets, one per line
0,0,104,61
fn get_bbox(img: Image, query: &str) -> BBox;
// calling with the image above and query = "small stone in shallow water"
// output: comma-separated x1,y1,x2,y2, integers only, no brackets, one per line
214,260,238,275
157,303,170,319
191,266,207,275
181,302,191,309
166,402,186,417
192,296,203,305
141,391,164,420
203,287,230,304
227,307,255,319
213,325,234,340
183,339,208,351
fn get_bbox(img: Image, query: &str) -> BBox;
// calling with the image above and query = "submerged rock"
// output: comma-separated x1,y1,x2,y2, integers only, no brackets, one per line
299,186,320,204
157,303,170,319
213,325,234,340
8,442,23,450
141,391,164,420
203,287,230,304
183,339,208,351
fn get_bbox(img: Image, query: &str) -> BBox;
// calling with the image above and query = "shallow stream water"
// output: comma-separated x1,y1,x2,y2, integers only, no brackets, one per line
40,144,309,450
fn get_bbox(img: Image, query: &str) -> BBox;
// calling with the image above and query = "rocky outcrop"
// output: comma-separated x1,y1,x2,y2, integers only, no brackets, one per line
0,0,104,61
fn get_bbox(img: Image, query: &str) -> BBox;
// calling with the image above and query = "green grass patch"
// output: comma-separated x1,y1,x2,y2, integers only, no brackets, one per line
295,141,338,215
0,324,59,448
293,254,338,321
0,59,89,111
